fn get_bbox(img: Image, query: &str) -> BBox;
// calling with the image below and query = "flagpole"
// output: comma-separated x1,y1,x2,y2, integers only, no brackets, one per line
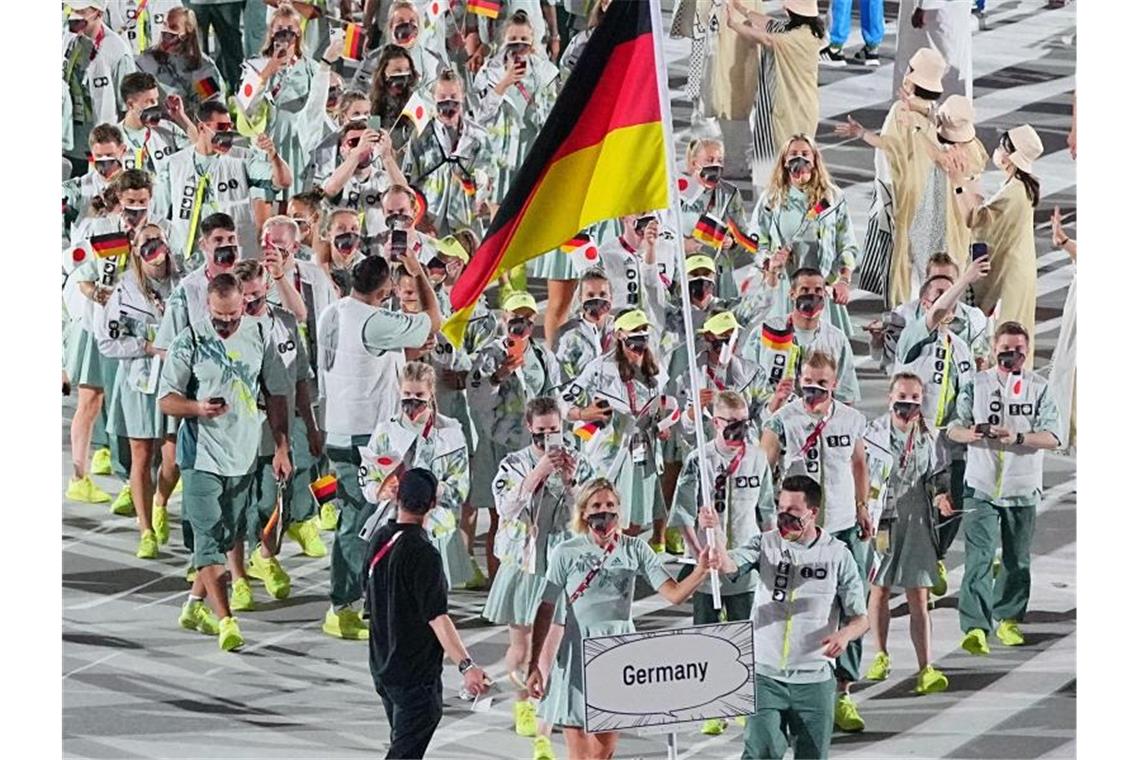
648,0,721,611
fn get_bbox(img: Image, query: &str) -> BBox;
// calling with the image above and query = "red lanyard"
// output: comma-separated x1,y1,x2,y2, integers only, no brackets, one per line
897,426,917,473
367,530,406,578
796,416,828,458
624,380,644,417
91,26,105,60
619,236,637,255
567,540,617,606
705,363,726,391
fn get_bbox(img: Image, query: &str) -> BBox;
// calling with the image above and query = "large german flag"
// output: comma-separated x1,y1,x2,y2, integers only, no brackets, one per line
442,0,668,346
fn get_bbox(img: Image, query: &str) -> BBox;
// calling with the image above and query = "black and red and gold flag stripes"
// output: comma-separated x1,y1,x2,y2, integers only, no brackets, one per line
442,0,667,346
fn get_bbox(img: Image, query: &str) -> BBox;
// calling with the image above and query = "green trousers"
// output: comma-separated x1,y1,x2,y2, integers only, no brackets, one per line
678,564,755,624
959,496,1036,634
830,526,871,684
743,673,836,760
188,2,244,93
327,437,373,608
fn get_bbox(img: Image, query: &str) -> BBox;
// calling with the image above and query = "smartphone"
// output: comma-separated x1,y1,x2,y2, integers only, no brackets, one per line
544,432,563,453
971,242,989,261
975,422,995,438
208,396,226,406
634,215,656,234
505,335,527,362
367,115,384,131
390,229,408,257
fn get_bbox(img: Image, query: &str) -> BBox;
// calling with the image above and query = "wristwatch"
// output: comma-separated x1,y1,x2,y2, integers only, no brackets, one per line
458,657,475,674
1015,432,1025,446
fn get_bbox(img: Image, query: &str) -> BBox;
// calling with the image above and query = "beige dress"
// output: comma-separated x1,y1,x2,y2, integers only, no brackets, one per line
967,179,1039,363
767,25,821,148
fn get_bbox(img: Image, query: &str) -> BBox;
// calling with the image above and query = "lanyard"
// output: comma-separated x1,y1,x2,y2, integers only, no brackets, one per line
796,415,828,458
366,530,406,578
134,127,151,170
897,425,917,475
705,362,726,391
91,26,105,61
934,333,953,427
567,540,616,606
135,0,151,54
624,380,644,417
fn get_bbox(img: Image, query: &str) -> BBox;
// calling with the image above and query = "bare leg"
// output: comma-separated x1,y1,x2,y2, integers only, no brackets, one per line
70,386,104,478
651,517,666,546
506,624,532,701
543,279,577,349
198,564,233,620
869,584,891,655
460,502,478,555
228,543,248,582
156,436,179,505
905,587,933,669
484,509,500,580
128,438,155,533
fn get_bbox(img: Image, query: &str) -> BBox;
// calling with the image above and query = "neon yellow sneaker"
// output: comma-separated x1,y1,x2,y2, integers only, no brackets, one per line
931,560,948,597
111,485,134,516
648,541,665,554
229,577,255,612
66,475,111,504
286,519,327,558
153,502,169,545
866,651,891,682
996,619,1025,647
464,563,488,590
322,607,370,640
665,527,685,555
185,565,198,584
248,550,291,600
734,716,747,727
178,599,220,635
318,502,339,531
90,448,112,476
136,529,158,559
514,700,538,737
961,628,990,656
915,665,949,695
700,718,727,736
533,735,555,760
218,616,244,651
834,694,865,733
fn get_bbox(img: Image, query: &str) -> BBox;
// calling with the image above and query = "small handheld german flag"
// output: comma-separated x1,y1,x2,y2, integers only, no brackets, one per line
560,233,600,272
193,76,220,101
343,23,365,61
559,233,590,253
761,323,795,352
467,0,502,19
692,214,727,250
459,173,476,197
309,474,338,506
573,421,599,442
90,231,131,259
726,217,758,255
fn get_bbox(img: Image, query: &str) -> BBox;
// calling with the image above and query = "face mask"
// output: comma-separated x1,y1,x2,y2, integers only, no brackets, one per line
794,293,824,316
722,419,748,445
992,147,1006,168
211,130,238,151
585,511,619,534
393,22,418,43
436,99,461,119
996,350,1026,372
698,165,722,185
531,432,547,450
893,401,922,421
623,335,649,353
139,238,168,263
507,317,533,337
94,158,121,179
212,245,238,267
387,73,411,92
212,316,241,338
333,232,361,253
801,385,830,408
777,511,805,541
583,298,611,321
326,88,343,110
786,156,813,178
272,28,297,47
140,105,167,126
704,335,728,355
385,213,412,231
401,397,428,420
68,17,88,34
688,279,713,302
506,41,531,58
159,30,181,50
122,206,148,227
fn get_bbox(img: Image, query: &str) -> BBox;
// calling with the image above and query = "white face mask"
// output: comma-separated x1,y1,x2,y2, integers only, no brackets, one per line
992,147,1007,169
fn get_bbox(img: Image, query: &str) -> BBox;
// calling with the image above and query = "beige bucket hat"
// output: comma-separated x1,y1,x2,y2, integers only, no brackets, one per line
785,0,820,17
1005,124,1044,174
908,47,947,93
936,95,976,143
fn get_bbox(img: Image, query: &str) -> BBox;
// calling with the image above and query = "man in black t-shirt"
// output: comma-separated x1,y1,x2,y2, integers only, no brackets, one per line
364,468,490,759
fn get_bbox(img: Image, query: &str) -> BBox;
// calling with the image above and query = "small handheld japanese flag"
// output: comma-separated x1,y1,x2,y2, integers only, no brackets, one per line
357,447,404,505
235,64,262,113
400,91,431,136
1007,371,1026,400
676,174,705,204
424,0,447,23
560,233,599,274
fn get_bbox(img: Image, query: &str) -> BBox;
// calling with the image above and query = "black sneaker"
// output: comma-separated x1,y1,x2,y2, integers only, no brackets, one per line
852,45,880,67
820,46,847,68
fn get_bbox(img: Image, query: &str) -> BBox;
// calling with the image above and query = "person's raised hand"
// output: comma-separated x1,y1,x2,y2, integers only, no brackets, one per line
964,255,991,284
834,115,864,140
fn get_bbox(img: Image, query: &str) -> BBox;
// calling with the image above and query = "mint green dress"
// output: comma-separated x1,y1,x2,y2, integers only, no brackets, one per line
536,534,674,728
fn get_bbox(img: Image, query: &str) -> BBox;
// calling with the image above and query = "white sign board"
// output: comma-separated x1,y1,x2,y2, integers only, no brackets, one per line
582,621,755,733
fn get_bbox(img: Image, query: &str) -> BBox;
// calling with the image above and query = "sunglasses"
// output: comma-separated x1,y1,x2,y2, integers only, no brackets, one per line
623,335,649,351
